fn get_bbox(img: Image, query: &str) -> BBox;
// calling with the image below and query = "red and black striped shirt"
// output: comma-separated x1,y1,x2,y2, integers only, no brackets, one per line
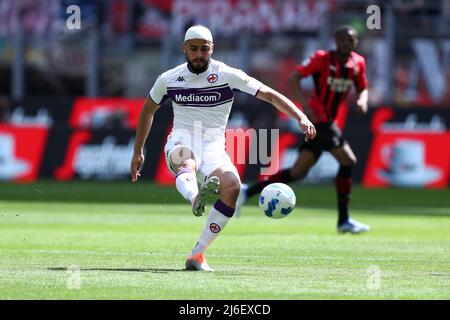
296,50,368,124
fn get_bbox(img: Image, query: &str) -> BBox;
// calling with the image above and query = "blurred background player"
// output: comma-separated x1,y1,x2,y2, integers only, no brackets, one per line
238,25,370,234
130,25,316,271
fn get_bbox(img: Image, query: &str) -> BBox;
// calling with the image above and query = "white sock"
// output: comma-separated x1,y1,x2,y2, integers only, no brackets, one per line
193,205,232,255
175,168,198,204
191,242,207,256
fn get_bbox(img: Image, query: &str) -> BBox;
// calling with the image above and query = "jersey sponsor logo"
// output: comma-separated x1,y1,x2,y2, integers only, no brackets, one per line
166,84,234,107
327,77,353,92
174,92,221,103
207,73,218,83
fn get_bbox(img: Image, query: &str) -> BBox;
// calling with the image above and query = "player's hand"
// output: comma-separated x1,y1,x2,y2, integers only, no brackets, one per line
356,99,368,114
131,152,145,182
298,116,316,142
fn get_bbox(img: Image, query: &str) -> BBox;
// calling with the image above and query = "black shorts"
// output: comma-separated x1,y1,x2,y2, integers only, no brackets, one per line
299,122,346,159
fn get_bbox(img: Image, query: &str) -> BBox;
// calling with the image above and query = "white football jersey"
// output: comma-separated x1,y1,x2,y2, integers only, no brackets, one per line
149,59,262,141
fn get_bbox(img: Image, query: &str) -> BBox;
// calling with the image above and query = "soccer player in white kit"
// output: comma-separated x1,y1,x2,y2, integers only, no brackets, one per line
131,25,316,271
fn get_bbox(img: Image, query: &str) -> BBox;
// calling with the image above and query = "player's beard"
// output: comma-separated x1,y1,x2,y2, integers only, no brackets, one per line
186,55,210,74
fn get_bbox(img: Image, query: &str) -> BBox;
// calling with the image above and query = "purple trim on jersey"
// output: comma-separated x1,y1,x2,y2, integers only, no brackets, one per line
166,84,234,107
213,199,235,217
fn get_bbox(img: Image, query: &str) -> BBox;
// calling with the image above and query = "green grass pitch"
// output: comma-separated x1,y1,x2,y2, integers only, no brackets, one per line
0,181,449,299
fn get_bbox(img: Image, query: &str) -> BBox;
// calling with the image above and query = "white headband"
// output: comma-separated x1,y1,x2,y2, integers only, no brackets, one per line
184,25,213,42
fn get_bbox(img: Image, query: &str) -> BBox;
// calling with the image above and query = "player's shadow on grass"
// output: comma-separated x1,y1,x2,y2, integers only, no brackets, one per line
47,267,186,273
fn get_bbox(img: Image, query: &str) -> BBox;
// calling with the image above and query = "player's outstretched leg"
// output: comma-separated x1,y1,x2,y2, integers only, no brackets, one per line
331,145,370,234
187,169,239,271
186,198,235,271
192,176,220,216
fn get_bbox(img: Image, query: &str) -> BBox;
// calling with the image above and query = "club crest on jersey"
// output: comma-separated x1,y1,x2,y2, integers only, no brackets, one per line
207,73,218,83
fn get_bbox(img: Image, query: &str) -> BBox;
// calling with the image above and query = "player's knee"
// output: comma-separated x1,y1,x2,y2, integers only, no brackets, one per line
181,158,196,168
170,147,196,169
172,158,196,173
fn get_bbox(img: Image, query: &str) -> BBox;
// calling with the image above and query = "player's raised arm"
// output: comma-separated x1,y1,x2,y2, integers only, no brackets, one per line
256,84,316,141
131,96,160,182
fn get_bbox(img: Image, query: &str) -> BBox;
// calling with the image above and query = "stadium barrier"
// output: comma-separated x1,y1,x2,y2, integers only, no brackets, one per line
1,97,449,188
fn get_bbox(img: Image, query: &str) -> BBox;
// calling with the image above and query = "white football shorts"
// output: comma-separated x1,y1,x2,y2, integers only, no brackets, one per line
164,131,240,183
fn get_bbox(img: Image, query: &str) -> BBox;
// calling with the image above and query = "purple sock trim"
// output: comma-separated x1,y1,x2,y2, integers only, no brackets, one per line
175,168,194,179
213,199,235,217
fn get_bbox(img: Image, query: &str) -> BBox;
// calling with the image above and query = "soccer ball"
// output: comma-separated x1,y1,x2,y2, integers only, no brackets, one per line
259,183,296,219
